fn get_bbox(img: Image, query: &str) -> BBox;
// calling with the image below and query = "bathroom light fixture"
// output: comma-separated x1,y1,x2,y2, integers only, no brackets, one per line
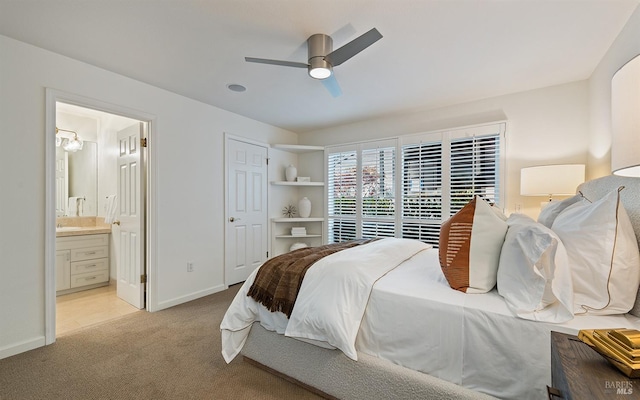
56,127,84,152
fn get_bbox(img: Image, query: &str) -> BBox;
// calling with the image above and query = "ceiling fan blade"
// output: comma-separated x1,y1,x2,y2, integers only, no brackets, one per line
245,57,308,69
321,74,342,97
324,28,382,67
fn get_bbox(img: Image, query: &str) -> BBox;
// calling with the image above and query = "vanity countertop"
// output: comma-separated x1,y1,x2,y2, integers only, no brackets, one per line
56,225,112,237
55,216,112,237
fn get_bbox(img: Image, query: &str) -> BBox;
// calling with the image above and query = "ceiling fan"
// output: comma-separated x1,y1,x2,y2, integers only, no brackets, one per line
245,28,383,97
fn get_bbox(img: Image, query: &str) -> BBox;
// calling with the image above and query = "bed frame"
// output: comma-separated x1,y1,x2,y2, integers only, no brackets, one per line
242,322,495,400
240,175,640,399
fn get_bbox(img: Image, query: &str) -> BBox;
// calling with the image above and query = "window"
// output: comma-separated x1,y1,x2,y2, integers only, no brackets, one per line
401,139,442,245
326,123,505,246
327,140,397,242
327,149,357,242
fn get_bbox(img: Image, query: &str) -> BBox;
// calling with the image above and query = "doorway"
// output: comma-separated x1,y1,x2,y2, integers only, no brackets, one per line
45,90,153,343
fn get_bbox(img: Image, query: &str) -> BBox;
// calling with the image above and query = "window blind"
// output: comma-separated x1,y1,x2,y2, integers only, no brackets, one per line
361,145,395,239
449,133,501,215
325,123,505,246
401,140,442,245
327,149,357,242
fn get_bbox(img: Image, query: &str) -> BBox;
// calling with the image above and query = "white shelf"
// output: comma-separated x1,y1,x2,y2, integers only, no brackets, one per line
271,181,324,186
275,234,322,239
272,217,324,223
271,144,324,153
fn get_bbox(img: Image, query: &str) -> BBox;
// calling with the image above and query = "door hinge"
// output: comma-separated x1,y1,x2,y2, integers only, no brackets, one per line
266,157,270,165
140,274,147,284
266,251,269,258
140,138,148,148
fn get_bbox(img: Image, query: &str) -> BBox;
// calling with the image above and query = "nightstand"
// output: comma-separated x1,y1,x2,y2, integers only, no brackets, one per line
550,331,640,399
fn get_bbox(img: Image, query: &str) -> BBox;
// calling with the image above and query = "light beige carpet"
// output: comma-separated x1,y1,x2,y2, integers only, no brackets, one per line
0,284,322,400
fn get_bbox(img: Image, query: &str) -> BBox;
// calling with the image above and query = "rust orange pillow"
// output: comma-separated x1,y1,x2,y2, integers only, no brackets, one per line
439,197,508,293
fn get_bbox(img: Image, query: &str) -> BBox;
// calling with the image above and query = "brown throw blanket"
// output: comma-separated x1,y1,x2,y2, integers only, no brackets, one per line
247,239,379,318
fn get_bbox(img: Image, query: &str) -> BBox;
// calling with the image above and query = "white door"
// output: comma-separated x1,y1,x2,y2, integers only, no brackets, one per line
225,138,268,285
116,123,145,309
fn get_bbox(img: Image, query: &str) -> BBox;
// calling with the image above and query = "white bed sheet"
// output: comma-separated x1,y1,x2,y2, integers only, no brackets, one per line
357,248,640,400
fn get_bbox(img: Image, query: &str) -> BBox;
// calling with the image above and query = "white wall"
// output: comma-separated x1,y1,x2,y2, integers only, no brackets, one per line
299,81,590,219
588,6,640,180
0,34,296,359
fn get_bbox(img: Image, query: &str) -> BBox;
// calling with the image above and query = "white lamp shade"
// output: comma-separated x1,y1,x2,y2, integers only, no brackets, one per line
520,164,585,196
612,54,640,177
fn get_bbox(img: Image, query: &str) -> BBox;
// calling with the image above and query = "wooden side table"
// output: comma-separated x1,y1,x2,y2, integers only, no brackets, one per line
551,331,640,399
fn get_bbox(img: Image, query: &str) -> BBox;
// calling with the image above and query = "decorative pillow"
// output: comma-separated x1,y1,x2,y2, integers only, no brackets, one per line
537,193,588,228
439,196,508,293
497,214,573,322
551,187,640,315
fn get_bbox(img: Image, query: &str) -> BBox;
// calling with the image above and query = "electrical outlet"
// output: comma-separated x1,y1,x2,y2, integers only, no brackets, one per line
187,262,194,272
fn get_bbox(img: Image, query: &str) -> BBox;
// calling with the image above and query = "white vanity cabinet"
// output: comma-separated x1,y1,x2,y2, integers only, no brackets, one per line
56,233,110,295
55,250,71,291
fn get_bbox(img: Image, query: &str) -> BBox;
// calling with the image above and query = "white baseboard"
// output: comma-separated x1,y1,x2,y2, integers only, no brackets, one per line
154,284,227,311
0,336,46,360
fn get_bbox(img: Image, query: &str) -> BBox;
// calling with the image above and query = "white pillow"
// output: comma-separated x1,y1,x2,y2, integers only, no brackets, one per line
537,193,588,228
551,188,640,315
497,214,573,322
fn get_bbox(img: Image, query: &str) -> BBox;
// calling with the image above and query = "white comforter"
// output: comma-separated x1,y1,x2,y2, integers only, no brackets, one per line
221,239,640,400
220,237,430,362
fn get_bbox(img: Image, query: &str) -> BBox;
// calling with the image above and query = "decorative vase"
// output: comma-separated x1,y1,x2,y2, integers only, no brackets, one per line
298,197,311,218
285,164,297,182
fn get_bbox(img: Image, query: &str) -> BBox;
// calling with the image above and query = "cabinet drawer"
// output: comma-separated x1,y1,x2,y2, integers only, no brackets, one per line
71,258,108,275
70,245,109,262
70,270,109,288
56,234,109,250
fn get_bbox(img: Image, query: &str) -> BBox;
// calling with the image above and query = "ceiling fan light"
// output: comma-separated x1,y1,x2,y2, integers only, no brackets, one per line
308,57,332,80
309,67,331,80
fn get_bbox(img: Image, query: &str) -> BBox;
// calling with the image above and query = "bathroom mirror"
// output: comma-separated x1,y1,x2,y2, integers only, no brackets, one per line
56,141,98,216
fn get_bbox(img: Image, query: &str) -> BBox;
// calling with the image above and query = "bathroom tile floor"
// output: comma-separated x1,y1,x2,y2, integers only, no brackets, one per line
56,284,140,336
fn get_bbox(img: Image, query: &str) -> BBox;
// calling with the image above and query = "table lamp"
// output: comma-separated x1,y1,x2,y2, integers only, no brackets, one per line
520,164,586,207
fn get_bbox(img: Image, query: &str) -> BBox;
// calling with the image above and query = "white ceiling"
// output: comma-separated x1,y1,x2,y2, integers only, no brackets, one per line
0,0,638,133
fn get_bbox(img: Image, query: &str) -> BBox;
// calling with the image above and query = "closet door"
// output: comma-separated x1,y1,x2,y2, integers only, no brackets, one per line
225,138,268,285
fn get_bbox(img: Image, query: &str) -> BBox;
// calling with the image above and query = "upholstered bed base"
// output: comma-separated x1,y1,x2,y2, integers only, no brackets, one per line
241,322,496,400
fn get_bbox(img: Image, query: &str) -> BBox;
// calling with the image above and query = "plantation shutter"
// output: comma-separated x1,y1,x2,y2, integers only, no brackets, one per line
449,125,503,216
401,136,443,245
326,122,505,246
361,143,396,239
327,148,357,243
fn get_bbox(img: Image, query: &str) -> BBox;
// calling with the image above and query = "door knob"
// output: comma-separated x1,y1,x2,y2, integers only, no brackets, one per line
113,220,120,225
229,217,241,222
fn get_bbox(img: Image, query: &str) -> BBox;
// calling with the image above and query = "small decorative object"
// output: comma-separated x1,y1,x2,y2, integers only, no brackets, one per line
285,164,297,182
290,242,308,251
282,204,297,218
296,176,311,182
291,227,307,236
298,197,311,218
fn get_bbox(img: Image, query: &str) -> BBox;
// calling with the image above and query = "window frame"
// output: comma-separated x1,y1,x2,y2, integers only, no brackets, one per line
325,122,506,245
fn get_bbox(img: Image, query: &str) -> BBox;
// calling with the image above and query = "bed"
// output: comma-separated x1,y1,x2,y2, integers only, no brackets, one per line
221,175,640,400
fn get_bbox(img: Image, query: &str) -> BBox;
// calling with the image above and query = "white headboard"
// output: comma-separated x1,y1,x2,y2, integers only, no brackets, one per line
577,175,640,316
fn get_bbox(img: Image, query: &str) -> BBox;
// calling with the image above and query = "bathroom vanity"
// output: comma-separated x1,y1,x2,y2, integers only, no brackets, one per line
55,227,111,295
